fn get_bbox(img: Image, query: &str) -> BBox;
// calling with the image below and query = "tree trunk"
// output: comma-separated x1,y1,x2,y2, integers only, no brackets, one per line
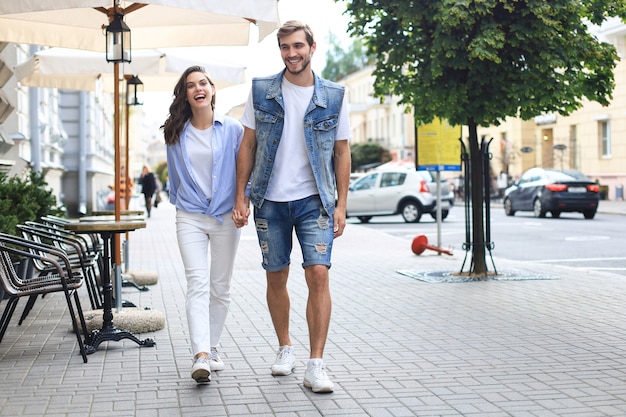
467,118,488,275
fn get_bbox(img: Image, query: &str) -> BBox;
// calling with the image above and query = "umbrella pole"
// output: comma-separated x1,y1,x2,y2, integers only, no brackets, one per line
114,61,122,257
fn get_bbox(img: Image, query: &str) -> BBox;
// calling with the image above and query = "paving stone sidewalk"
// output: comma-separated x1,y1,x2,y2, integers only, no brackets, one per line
1,201,626,416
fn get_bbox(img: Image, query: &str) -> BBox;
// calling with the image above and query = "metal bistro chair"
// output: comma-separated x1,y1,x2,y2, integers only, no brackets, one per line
0,233,89,363
19,223,103,311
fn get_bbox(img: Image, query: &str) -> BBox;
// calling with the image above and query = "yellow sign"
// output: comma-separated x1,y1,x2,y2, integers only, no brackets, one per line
416,118,462,171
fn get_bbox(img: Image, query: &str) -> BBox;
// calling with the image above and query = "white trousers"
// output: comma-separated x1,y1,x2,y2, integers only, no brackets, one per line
175,210,241,356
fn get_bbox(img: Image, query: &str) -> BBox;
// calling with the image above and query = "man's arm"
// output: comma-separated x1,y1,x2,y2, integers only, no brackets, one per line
232,126,256,227
333,139,351,238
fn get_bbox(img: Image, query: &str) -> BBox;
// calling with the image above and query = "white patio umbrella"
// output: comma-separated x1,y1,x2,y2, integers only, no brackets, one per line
0,1,279,50
0,0,280,223
14,48,247,92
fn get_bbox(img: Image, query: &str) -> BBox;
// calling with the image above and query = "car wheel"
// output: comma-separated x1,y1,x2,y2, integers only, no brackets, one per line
504,198,515,216
401,201,422,223
357,216,372,223
583,210,596,219
551,211,561,218
430,210,449,220
533,198,546,218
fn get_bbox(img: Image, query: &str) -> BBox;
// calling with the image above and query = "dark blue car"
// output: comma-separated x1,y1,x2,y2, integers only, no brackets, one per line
503,168,600,219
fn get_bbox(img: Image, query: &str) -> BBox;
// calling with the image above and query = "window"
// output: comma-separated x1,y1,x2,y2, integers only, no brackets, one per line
353,173,378,191
599,120,611,157
380,172,405,188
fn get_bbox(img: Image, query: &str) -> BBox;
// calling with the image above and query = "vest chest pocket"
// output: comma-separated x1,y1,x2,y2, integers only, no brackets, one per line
255,109,279,123
313,116,338,150
313,116,338,132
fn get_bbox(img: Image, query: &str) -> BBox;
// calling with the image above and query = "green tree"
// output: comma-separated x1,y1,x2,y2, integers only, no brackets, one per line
340,0,626,276
322,32,374,81
0,171,64,235
351,142,392,170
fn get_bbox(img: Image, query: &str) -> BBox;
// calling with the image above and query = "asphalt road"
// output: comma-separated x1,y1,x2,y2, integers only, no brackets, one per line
347,205,626,276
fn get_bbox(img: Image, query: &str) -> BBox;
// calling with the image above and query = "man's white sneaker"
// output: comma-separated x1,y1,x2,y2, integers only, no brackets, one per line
191,356,211,384
210,347,225,371
303,360,334,393
271,346,296,376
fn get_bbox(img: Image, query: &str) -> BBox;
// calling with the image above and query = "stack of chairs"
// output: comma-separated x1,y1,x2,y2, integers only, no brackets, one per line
18,222,103,311
0,232,89,363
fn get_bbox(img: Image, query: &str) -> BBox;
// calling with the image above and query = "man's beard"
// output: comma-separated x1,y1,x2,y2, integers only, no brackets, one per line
285,55,311,75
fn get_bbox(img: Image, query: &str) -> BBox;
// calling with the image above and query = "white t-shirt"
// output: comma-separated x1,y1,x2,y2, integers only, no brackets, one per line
186,124,214,200
241,77,350,202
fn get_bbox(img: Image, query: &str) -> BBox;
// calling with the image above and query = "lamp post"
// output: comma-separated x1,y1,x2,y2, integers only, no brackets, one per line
125,74,143,211
105,8,131,219
123,74,143,275
105,8,131,280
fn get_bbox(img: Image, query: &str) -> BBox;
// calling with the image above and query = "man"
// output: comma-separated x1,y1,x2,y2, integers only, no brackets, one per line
233,20,351,393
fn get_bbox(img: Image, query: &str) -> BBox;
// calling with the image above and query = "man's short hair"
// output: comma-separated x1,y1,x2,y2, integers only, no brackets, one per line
277,20,315,47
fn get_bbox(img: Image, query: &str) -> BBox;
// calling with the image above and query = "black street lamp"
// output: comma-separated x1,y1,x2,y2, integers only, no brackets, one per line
105,12,131,63
126,75,144,106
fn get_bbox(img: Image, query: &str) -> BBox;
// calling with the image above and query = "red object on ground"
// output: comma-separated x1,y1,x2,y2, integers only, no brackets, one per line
411,235,453,256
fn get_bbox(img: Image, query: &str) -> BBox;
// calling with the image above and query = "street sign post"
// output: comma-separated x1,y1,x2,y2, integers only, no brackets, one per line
415,118,462,251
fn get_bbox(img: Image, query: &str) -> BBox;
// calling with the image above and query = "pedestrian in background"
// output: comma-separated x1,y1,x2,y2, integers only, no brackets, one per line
139,165,158,217
162,65,244,385
232,20,351,393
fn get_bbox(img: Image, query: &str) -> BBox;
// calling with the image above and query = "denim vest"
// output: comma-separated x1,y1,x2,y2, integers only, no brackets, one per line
249,70,345,216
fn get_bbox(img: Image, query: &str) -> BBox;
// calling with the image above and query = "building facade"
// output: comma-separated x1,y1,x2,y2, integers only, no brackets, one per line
0,43,118,216
340,65,415,165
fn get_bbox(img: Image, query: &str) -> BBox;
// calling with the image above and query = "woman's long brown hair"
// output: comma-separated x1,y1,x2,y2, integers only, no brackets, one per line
161,66,216,145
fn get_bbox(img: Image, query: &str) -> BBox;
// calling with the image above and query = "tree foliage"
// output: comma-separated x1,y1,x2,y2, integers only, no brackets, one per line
154,161,168,187
351,142,392,170
322,32,374,81
0,171,64,235
340,0,624,127
339,0,626,275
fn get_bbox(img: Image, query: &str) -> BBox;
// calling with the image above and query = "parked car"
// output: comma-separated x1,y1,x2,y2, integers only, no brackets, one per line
346,169,454,223
503,168,600,219
349,172,365,185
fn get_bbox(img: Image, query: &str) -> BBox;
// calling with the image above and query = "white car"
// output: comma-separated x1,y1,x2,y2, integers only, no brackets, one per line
346,169,454,223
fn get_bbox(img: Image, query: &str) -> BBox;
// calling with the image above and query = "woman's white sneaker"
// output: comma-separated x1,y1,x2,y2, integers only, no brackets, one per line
191,356,211,384
303,359,334,393
210,347,225,371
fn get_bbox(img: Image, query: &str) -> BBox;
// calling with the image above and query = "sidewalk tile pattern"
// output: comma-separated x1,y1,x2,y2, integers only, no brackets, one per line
0,201,626,416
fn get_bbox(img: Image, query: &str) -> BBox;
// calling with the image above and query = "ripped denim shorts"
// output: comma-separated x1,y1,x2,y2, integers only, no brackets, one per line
253,194,334,272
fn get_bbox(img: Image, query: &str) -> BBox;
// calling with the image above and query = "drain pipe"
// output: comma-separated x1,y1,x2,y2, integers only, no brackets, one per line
78,92,87,215
28,45,40,173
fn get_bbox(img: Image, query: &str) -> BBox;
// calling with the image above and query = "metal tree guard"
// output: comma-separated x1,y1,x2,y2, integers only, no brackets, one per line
459,136,497,275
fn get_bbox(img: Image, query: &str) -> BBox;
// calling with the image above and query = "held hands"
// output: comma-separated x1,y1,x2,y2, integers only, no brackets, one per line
232,198,250,228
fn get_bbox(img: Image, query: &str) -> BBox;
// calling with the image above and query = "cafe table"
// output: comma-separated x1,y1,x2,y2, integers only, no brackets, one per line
81,214,146,299
91,210,144,216
64,220,156,354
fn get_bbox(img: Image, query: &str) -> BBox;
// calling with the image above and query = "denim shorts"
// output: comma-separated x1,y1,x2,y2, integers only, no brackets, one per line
253,195,334,272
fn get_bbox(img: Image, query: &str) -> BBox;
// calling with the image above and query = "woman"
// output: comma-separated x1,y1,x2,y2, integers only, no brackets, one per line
139,165,158,217
161,66,244,384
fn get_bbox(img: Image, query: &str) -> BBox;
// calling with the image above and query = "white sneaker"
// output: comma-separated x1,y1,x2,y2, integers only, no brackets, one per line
303,359,334,393
210,347,225,371
191,356,211,384
271,345,296,376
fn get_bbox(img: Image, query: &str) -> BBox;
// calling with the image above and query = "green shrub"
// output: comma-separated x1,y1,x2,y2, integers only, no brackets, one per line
0,171,64,236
